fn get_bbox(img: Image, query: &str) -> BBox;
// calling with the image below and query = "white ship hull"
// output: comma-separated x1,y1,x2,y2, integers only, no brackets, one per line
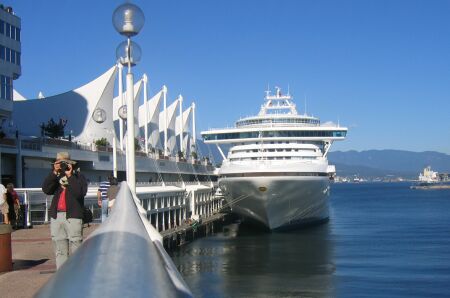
201,87,347,231
219,175,330,230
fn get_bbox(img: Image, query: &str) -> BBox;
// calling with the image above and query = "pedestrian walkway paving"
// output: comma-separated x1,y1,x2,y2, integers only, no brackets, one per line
0,224,98,298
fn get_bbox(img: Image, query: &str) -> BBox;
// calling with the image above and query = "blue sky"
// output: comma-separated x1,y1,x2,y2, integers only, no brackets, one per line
6,0,450,154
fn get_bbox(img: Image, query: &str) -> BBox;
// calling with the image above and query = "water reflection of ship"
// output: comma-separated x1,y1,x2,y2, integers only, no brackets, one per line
171,222,335,297
222,223,335,297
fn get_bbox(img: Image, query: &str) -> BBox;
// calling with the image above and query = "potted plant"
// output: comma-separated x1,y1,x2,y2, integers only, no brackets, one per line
95,137,110,151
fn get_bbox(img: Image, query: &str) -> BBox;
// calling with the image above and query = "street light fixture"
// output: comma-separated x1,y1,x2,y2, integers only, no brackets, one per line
92,108,107,123
116,41,142,66
113,2,145,193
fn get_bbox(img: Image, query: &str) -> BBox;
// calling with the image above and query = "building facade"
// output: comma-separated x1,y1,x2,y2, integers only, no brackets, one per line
0,4,21,126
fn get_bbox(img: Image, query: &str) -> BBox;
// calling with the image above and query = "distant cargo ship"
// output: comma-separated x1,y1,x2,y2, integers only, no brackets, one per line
411,166,450,189
418,166,439,185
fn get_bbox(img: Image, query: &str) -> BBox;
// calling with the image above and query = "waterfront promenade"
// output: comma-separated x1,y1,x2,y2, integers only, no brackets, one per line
0,224,98,298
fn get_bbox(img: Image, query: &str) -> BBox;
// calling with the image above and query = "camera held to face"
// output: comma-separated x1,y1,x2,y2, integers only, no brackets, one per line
59,161,69,173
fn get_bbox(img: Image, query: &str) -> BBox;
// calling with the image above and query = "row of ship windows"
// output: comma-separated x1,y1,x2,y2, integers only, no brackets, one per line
0,20,20,41
242,141,323,145
204,130,347,140
0,45,21,66
236,118,320,126
230,156,317,161
232,148,318,154
0,75,12,100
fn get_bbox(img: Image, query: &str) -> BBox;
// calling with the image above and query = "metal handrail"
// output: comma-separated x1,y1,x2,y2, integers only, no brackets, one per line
35,182,193,298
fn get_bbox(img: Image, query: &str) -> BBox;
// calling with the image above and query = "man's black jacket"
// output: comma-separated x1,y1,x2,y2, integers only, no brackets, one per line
42,172,87,219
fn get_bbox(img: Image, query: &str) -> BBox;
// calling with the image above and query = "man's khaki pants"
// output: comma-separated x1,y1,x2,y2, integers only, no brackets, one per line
50,212,83,269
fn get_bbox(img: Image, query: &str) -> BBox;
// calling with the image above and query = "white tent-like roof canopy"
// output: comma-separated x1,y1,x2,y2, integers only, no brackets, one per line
12,66,118,144
12,65,197,158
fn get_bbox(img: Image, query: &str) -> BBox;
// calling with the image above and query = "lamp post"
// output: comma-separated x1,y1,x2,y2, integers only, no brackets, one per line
113,2,145,193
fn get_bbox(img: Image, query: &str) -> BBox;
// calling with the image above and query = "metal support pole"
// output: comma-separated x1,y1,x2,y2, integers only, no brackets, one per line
143,74,149,154
16,135,23,187
168,208,172,229
162,211,165,231
44,196,49,223
163,85,168,156
112,133,118,178
24,191,31,228
118,63,124,151
190,190,195,217
126,69,136,193
179,95,183,154
192,102,196,148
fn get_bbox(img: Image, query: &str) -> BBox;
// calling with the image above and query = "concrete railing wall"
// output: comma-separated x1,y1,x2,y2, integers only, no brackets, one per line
35,182,193,298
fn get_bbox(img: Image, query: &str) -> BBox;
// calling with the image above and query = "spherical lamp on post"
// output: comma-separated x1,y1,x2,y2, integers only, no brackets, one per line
113,2,145,193
112,3,145,38
92,108,107,124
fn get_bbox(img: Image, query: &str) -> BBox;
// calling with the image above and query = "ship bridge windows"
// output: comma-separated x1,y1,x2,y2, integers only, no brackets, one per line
236,118,320,127
229,156,318,162
203,130,347,141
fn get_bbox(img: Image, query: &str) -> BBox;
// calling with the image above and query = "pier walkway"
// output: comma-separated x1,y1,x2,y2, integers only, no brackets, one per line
0,215,228,297
0,224,97,298
0,181,225,297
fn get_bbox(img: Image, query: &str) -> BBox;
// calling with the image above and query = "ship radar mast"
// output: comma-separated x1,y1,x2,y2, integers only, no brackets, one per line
259,87,298,115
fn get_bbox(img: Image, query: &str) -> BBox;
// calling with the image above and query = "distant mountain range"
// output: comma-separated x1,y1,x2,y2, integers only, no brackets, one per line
195,141,450,178
329,150,450,178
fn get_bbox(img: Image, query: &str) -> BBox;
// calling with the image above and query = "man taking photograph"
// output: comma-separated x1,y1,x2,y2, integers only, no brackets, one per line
42,152,87,269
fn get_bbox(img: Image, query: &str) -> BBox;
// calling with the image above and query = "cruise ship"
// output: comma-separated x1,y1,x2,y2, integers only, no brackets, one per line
201,87,347,230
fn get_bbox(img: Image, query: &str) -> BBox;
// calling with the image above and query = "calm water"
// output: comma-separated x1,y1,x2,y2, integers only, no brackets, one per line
170,183,450,297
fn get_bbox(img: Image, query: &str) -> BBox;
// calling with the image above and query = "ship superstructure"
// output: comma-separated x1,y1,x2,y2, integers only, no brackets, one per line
201,87,347,230
418,166,439,184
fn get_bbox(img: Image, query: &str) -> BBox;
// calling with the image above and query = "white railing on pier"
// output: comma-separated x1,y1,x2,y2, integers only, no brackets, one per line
35,182,193,298
16,183,222,233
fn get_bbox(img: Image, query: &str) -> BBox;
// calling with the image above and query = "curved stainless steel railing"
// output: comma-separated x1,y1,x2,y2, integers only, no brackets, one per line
35,182,193,298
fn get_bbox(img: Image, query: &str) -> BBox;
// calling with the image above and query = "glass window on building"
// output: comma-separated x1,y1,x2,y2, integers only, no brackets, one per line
1,75,6,99
16,51,20,66
0,75,13,100
0,45,4,60
5,22,10,37
10,49,15,64
15,27,20,41
10,25,15,40
6,77,11,100
0,20,4,34
5,47,10,61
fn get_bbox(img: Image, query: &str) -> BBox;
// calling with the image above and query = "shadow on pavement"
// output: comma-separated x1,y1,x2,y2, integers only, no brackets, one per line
13,258,49,270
